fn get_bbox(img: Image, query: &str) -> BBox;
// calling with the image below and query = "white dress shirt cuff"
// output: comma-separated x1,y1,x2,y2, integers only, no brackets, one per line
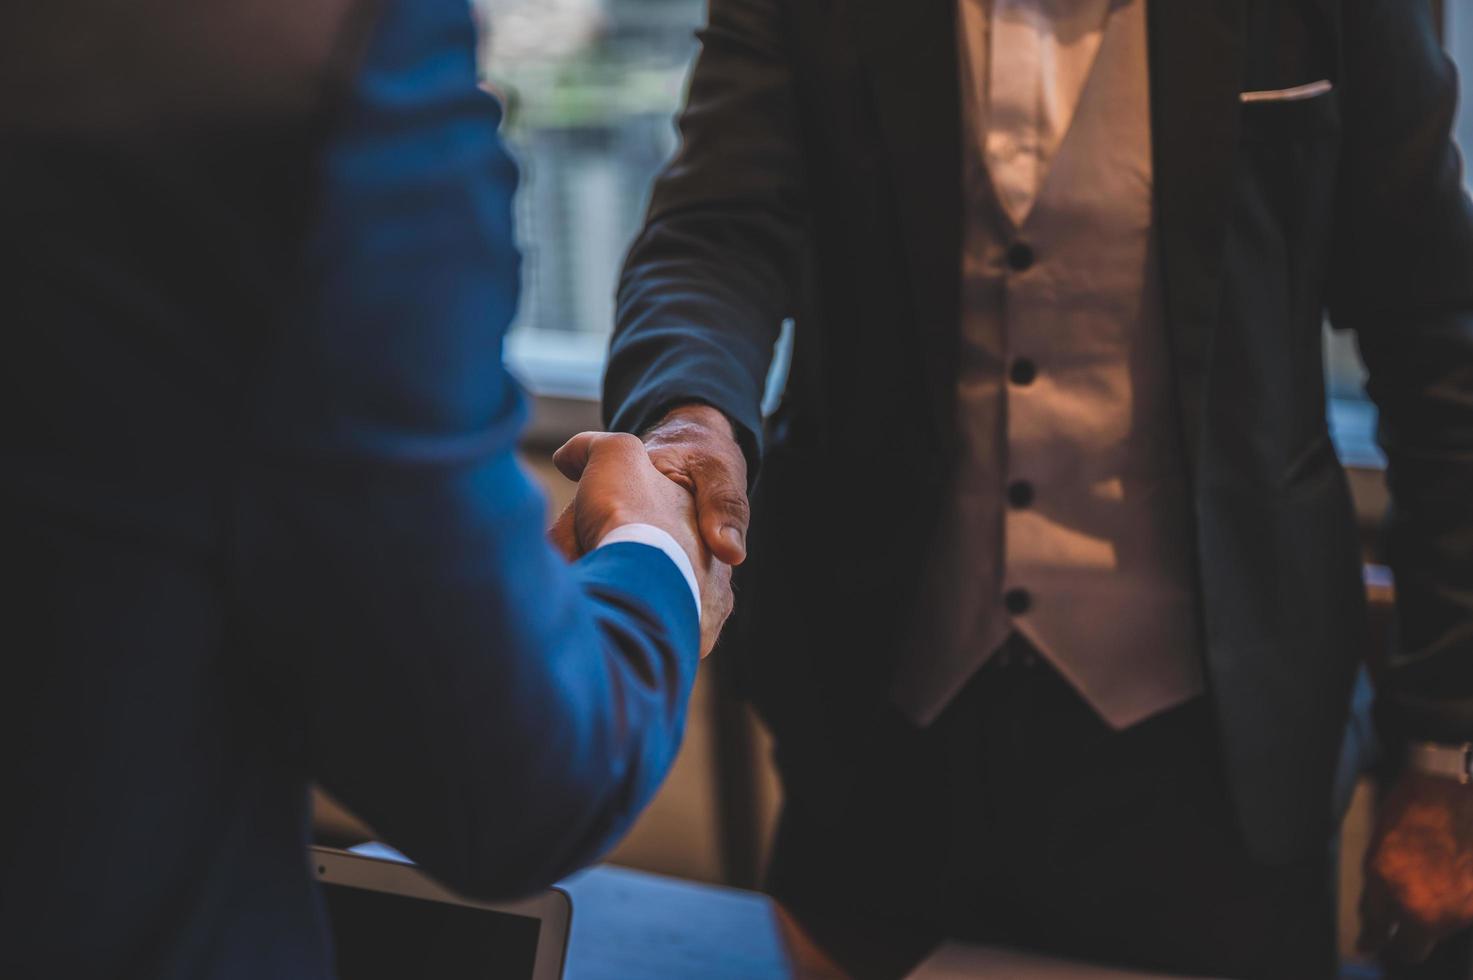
596,524,701,619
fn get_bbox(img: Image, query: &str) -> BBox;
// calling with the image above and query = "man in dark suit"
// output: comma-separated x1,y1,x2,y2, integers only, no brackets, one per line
0,0,730,976
600,0,1473,976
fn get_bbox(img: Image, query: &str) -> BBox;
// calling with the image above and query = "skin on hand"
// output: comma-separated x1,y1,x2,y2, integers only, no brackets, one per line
1360,771,1473,964
548,432,689,555
548,430,733,657
640,404,751,567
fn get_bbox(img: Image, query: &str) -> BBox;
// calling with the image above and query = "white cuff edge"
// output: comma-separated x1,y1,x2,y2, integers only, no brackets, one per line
596,524,702,621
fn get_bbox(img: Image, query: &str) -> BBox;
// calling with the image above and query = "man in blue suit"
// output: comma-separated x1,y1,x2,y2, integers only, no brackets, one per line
0,0,729,976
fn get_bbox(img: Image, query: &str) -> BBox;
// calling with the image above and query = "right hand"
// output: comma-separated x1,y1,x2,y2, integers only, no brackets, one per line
1359,771,1473,965
549,431,733,656
639,404,751,567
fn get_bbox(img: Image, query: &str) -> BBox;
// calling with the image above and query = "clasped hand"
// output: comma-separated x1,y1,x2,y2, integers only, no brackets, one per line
549,405,749,658
1361,771,1473,964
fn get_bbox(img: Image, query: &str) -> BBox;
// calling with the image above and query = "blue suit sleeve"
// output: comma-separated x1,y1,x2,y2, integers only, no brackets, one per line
234,0,700,899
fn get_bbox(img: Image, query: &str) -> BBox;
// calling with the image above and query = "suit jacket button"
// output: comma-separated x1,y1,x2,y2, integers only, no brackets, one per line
1004,589,1033,615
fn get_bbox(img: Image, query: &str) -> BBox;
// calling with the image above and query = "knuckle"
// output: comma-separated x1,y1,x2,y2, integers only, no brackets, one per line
648,450,696,488
646,445,680,467
597,433,650,466
692,446,745,478
703,488,751,521
556,432,597,461
605,432,645,453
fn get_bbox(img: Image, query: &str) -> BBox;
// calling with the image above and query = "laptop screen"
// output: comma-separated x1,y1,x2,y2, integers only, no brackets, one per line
323,882,542,980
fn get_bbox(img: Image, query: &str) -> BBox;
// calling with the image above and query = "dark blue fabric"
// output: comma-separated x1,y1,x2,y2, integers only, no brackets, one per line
0,0,699,976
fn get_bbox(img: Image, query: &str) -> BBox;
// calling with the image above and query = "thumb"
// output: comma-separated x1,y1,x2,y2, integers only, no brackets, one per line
692,461,751,566
552,431,602,482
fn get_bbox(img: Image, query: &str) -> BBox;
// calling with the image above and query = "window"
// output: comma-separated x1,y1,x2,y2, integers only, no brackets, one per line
476,0,705,400
1450,0,1473,159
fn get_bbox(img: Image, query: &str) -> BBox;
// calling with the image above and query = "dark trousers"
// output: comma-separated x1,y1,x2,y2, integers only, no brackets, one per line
767,635,1337,979
1392,935,1473,980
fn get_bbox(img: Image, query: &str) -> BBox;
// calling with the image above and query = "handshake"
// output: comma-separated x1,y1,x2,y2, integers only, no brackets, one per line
549,404,747,657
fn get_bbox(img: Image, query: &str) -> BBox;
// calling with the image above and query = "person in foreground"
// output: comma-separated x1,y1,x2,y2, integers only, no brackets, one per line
597,0,1473,977
0,0,730,977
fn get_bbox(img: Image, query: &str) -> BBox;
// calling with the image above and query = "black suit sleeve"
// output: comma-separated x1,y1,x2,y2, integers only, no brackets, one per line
604,0,806,470
1327,0,1473,742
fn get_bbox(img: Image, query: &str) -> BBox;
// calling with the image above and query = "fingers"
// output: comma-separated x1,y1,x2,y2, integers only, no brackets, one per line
692,459,751,566
553,427,651,489
552,431,598,481
556,427,738,656
1361,867,1454,965
549,503,579,560
555,431,647,481
567,418,750,569
568,431,747,565
698,560,735,659
643,409,749,565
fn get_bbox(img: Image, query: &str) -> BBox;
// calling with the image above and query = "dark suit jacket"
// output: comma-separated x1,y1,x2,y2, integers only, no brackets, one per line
606,0,1473,864
0,1,700,976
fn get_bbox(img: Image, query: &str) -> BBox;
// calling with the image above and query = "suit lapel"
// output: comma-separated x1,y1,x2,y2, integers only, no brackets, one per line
1147,0,1246,473
850,0,963,441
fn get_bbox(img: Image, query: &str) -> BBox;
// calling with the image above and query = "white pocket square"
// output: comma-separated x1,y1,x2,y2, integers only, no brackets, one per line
1240,80,1334,104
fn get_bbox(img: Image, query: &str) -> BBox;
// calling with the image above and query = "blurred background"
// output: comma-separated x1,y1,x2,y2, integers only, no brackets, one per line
478,0,704,399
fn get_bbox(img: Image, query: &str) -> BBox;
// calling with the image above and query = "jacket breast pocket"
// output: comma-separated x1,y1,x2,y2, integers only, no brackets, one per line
1239,84,1341,143
1219,86,1343,454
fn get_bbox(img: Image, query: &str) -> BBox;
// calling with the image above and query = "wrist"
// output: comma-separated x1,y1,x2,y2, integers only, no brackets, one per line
594,506,701,564
648,403,736,443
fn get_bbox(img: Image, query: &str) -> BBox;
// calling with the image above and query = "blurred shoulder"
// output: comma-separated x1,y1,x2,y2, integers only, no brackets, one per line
0,0,377,135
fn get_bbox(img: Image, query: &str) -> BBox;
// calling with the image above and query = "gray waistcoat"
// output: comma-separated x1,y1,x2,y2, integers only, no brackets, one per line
893,0,1204,728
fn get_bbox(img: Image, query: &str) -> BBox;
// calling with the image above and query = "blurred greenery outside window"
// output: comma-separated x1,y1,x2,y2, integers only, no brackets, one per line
476,0,704,400
480,0,1471,470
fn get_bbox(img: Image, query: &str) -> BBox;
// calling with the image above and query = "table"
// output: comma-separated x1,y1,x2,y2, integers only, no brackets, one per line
346,845,1220,978
560,866,1207,980
561,866,796,980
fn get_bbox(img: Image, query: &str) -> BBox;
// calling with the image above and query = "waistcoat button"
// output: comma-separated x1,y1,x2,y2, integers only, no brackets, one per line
1010,358,1038,386
1004,588,1033,615
1006,241,1036,271
1008,481,1035,509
